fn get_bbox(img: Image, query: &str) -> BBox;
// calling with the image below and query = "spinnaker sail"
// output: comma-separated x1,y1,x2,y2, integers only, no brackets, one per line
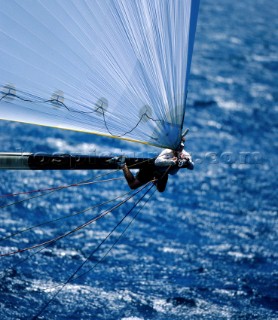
0,0,199,149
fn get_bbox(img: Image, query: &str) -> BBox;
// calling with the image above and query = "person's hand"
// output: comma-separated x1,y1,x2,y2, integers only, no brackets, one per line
167,157,177,166
179,153,189,161
177,159,185,167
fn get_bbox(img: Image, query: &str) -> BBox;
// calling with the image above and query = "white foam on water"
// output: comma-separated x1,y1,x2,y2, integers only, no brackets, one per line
215,97,242,110
207,120,222,129
227,250,254,260
213,288,237,297
46,137,157,159
250,83,274,100
229,37,242,45
215,76,235,85
46,137,98,154
160,246,185,255
153,298,168,313
252,53,278,63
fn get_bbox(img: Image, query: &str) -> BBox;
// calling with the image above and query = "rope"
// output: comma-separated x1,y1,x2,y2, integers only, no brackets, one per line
32,182,155,319
0,187,131,243
0,183,150,257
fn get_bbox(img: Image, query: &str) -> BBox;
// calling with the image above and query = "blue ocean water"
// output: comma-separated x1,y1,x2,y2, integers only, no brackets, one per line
0,0,277,319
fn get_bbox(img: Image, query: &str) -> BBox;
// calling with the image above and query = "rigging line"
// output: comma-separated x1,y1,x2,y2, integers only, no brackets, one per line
0,184,130,278
0,183,150,257
0,186,136,285
40,182,155,291
0,167,157,280
70,185,157,284
0,187,64,210
17,183,153,293
0,244,48,279
0,157,153,200
0,157,151,207
0,187,132,243
0,159,155,242
0,176,124,209
0,177,123,198
0,150,155,205
32,182,154,319
0,167,123,199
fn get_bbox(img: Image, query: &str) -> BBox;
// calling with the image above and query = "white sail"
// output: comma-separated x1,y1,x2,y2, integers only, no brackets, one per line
0,0,199,149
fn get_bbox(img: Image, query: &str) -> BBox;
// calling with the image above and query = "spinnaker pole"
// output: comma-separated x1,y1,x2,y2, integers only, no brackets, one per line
0,153,154,170
0,152,192,170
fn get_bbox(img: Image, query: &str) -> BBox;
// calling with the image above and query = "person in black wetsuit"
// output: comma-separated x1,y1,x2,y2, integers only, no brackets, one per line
119,139,194,192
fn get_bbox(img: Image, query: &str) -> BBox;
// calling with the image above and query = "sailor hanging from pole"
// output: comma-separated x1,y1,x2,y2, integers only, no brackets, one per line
117,130,194,192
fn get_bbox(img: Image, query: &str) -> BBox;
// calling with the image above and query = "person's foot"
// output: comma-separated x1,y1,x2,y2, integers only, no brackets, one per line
107,155,126,168
116,155,126,168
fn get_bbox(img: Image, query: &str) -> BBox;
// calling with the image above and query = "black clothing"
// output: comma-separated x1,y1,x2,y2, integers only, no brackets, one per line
135,166,168,192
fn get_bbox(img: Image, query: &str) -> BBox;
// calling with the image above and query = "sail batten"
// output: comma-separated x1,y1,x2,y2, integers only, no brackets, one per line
0,0,200,149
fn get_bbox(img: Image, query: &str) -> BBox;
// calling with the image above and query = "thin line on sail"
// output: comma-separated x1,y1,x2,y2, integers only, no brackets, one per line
0,87,163,140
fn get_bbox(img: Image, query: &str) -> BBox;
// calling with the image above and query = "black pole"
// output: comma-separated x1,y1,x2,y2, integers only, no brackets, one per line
0,153,155,170
0,152,193,170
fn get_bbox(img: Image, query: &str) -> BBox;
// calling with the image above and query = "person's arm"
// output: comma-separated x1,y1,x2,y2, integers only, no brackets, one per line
155,149,177,167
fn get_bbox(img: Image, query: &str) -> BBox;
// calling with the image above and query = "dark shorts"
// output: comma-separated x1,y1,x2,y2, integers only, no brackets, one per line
155,171,168,192
136,167,168,192
136,167,155,184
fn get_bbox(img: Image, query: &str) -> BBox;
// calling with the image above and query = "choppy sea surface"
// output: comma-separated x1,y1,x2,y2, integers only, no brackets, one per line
0,0,277,319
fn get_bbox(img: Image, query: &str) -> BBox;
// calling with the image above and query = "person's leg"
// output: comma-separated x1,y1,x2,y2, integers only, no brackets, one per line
122,165,144,189
156,173,168,192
